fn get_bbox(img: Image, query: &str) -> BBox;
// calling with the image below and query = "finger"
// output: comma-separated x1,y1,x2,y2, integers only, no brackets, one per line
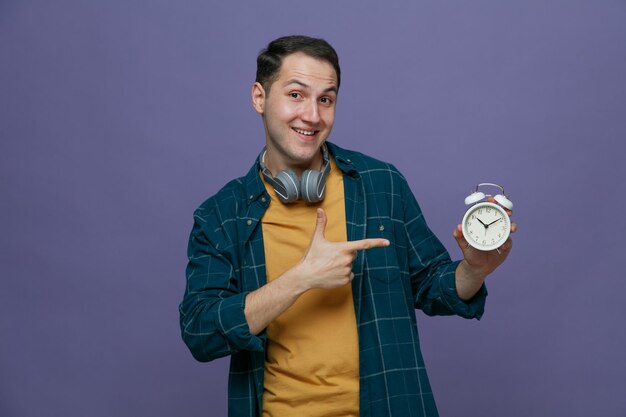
510,222,518,233
452,224,468,246
487,196,513,217
342,238,390,251
312,208,327,241
452,224,463,239
499,238,513,253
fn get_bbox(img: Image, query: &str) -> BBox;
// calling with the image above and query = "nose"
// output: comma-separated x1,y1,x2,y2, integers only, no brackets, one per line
301,99,321,124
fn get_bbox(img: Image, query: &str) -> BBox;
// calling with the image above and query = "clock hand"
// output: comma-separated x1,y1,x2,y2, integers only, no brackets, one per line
474,217,489,238
487,218,503,227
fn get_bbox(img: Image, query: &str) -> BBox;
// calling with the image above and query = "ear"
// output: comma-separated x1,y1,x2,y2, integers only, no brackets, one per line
251,82,266,115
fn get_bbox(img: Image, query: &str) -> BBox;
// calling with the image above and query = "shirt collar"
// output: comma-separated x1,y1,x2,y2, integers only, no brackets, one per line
326,142,359,177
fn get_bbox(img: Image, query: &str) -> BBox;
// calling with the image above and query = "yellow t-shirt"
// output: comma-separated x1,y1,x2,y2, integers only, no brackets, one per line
260,159,359,417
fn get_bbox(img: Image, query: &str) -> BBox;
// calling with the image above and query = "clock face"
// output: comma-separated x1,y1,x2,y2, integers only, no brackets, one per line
462,202,511,251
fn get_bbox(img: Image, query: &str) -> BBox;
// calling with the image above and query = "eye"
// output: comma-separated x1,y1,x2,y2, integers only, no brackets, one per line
320,96,334,105
289,92,302,100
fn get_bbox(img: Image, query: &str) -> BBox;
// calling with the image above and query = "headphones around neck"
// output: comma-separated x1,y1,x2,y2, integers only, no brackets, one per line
259,144,331,203
464,183,514,210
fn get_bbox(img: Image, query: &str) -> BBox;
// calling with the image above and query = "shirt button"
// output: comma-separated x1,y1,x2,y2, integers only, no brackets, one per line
249,195,254,200
346,159,352,163
261,197,267,203
378,225,385,231
246,220,252,226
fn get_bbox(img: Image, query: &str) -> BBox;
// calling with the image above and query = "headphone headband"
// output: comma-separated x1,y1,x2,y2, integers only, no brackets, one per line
259,144,331,203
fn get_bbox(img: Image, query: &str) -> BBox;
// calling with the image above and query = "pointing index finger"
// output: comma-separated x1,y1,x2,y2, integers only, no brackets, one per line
342,238,390,251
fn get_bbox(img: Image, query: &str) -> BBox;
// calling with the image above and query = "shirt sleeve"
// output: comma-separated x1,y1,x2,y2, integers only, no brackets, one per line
399,175,487,319
179,209,265,362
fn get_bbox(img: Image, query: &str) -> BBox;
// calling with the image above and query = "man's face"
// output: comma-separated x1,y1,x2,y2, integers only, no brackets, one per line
252,52,338,174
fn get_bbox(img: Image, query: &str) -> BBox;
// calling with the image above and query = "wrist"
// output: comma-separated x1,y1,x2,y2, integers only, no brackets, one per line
279,263,310,296
455,260,488,302
457,260,488,283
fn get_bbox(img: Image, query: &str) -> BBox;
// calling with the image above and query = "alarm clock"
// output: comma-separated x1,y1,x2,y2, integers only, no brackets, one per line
462,183,513,251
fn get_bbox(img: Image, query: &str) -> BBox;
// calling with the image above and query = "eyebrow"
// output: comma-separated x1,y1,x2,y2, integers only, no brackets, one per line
284,79,338,94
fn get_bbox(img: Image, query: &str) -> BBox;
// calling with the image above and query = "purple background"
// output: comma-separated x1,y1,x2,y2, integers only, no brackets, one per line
2,1,625,416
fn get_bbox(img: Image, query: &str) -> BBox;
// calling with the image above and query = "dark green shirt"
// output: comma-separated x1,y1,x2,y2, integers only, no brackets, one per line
180,142,487,417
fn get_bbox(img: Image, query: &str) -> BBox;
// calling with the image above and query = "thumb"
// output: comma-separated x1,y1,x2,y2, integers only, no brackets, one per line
312,208,327,241
453,224,469,250
452,224,463,241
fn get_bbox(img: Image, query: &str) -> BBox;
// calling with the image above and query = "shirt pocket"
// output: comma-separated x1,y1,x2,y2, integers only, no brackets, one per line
363,217,401,284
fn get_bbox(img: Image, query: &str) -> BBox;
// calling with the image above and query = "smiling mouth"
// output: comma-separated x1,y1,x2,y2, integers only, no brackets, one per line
292,127,318,136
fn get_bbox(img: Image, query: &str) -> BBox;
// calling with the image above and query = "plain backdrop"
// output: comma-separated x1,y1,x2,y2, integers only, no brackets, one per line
1,1,625,416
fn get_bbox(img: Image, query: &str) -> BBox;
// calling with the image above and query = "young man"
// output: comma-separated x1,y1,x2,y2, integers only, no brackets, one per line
180,35,515,417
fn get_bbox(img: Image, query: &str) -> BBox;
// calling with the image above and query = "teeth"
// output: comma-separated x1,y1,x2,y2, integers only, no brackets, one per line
293,128,316,136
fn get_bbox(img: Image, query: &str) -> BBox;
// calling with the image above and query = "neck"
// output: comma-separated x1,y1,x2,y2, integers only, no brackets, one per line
264,147,324,176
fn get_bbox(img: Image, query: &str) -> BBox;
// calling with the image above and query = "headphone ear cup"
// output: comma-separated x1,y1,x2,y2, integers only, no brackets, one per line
464,191,486,205
494,194,513,210
301,169,325,203
274,169,301,203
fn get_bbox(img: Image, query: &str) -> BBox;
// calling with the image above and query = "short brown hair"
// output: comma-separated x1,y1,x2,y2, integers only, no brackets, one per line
256,35,341,92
